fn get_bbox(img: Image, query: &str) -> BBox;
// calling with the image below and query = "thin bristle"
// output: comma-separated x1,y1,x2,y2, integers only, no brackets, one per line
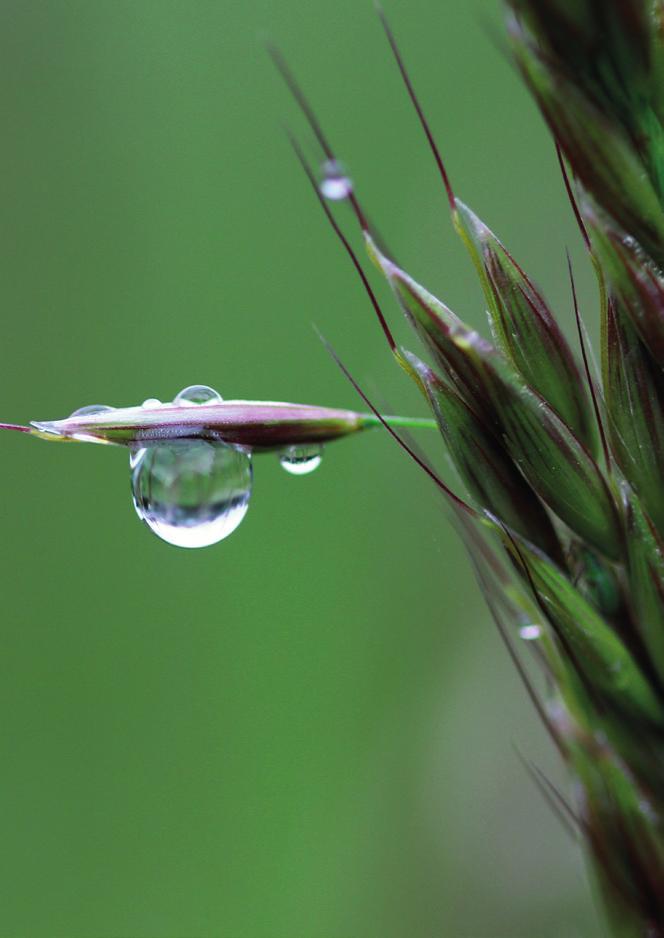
514,747,580,841
567,252,611,469
266,41,334,160
316,329,476,515
499,517,609,719
0,423,31,433
287,129,398,353
530,762,583,834
555,143,591,251
454,509,513,589
376,2,456,211
268,41,371,232
471,554,567,756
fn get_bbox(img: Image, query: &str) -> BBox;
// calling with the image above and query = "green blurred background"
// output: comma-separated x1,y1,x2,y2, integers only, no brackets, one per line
0,1,602,935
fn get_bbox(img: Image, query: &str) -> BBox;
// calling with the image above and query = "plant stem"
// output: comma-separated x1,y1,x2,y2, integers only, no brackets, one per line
364,414,438,430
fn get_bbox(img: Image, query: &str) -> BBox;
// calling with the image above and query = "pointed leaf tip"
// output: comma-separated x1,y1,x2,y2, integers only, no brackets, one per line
454,199,595,450
404,350,563,562
588,212,664,368
365,232,499,426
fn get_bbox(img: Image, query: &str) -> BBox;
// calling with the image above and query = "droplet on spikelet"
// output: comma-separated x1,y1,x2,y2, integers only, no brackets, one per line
519,624,541,641
70,404,115,417
174,385,224,406
279,443,323,475
320,159,353,200
130,439,252,548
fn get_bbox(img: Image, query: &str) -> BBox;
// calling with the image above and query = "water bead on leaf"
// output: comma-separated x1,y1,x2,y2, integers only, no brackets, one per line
66,404,117,443
174,385,223,406
319,159,353,201
278,443,323,475
69,404,115,417
130,440,252,548
141,398,162,408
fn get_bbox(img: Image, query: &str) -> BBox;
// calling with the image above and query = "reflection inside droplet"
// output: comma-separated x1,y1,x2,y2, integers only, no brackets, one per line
278,443,323,476
319,159,353,201
130,439,252,548
174,385,223,406
519,624,542,641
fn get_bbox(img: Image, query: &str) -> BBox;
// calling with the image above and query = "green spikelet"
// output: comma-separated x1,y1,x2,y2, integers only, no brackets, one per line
454,199,596,449
367,3,664,934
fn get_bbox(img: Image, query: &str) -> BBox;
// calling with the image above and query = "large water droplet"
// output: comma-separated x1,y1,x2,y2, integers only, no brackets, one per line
131,440,252,548
174,385,223,406
70,404,115,417
319,160,353,201
279,443,323,476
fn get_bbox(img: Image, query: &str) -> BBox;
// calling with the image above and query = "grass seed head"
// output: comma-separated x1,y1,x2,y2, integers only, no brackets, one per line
454,199,596,450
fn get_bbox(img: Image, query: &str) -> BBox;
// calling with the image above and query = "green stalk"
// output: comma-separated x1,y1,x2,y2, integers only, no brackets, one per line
363,414,438,430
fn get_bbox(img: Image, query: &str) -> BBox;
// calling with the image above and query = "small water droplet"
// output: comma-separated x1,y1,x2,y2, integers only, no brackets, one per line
69,404,115,417
130,440,252,548
174,385,223,406
519,624,541,641
319,160,353,201
279,443,323,476
142,398,162,408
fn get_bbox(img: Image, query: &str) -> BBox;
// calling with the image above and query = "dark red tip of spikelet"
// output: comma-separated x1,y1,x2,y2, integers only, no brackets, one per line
513,745,580,840
0,423,31,433
287,129,398,354
318,329,476,516
266,41,334,160
375,1,455,211
267,41,371,233
556,143,592,251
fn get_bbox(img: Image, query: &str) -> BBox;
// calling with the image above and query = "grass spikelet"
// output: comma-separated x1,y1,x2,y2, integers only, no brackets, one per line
275,3,664,933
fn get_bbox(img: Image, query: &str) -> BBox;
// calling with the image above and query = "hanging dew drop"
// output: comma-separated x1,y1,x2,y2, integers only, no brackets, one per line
129,447,144,470
174,385,223,406
319,159,353,201
279,443,323,476
130,440,252,548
